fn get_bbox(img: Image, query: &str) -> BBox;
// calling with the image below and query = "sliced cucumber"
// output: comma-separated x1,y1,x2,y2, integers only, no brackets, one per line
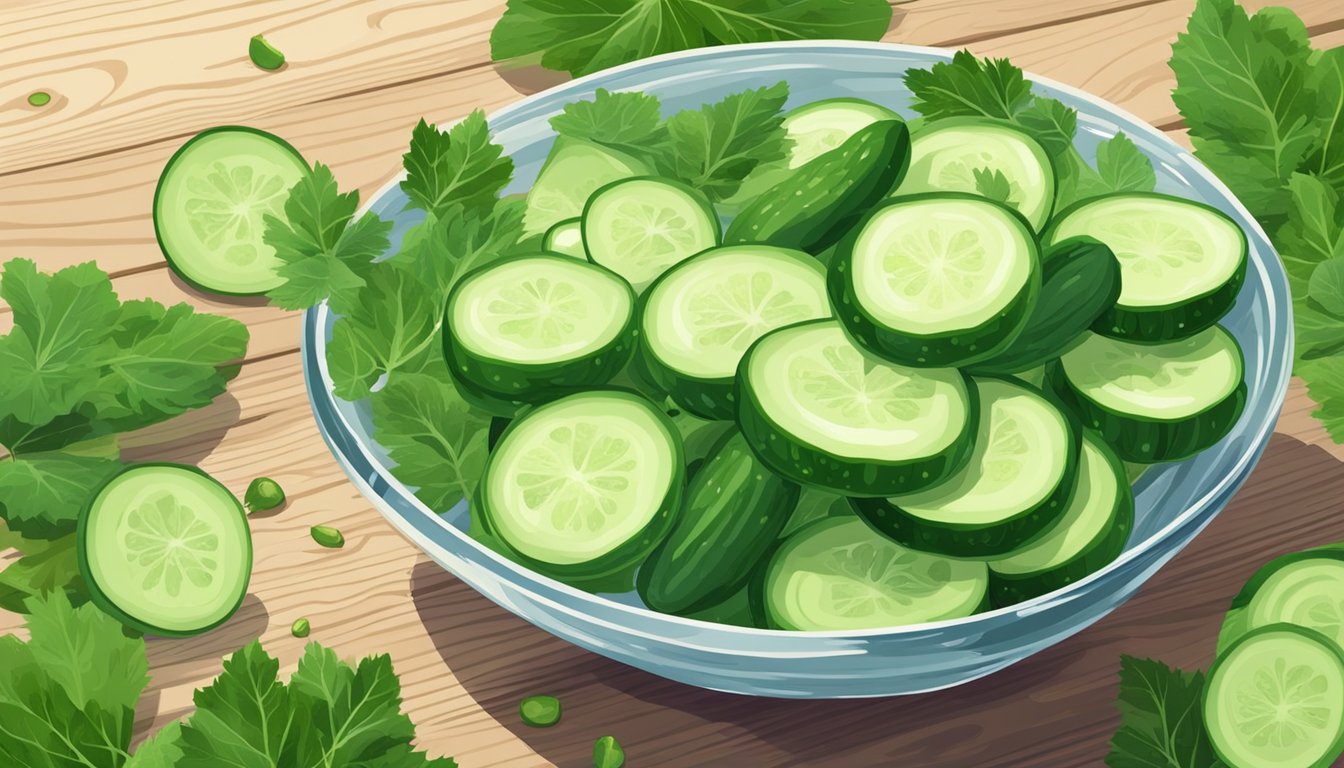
970,236,1122,375
476,390,683,584
737,319,977,497
894,119,1056,230
1045,193,1248,342
582,176,720,293
764,517,988,631
543,217,586,259
1204,625,1344,768
1218,543,1344,654
444,255,636,402
638,245,830,419
524,137,649,236
988,431,1133,604
855,377,1080,558
78,463,252,636
154,127,308,295
830,194,1040,367
1051,327,1246,462
780,487,853,540
678,582,766,628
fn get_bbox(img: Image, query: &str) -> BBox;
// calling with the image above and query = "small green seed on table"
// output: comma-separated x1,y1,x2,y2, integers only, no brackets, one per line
311,525,344,548
593,736,625,768
249,34,285,70
27,92,51,107
519,695,562,727
291,618,310,638
245,476,286,513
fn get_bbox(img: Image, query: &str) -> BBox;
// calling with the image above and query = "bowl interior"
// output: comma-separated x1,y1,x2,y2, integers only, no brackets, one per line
306,43,1290,643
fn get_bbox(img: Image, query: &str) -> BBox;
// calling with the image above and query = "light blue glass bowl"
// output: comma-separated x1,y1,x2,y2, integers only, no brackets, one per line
303,42,1292,698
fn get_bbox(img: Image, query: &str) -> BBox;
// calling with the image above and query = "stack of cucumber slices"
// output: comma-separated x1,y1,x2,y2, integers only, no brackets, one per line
448,93,1252,635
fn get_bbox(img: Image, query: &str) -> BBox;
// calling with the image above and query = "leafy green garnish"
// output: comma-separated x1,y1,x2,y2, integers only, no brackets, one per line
1105,656,1224,768
490,0,892,78
550,88,667,158
401,112,513,219
665,81,791,201
1170,0,1344,440
263,163,392,314
903,50,1157,213
973,167,1014,204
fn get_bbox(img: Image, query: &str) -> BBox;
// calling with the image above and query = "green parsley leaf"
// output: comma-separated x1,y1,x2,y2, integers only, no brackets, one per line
0,259,119,427
264,163,392,313
1294,302,1344,362
1307,47,1344,193
1309,257,1344,318
665,81,790,201
401,112,513,220
1104,656,1224,768
371,364,491,511
326,261,440,401
1170,0,1318,225
0,534,88,614
904,50,1033,121
178,640,296,768
1299,356,1344,440
0,451,122,538
1277,173,1344,295
1015,97,1077,156
397,199,525,298
550,88,666,158
490,0,891,78
972,167,1014,204
353,744,458,768
25,589,148,715
126,722,185,768
1088,133,1158,197
289,644,415,765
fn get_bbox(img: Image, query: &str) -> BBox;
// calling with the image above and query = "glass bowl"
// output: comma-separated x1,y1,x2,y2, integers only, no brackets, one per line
302,42,1292,698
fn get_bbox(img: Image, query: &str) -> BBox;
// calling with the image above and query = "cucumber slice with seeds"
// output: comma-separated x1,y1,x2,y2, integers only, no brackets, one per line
78,463,252,637
855,377,1079,558
1045,193,1248,341
764,517,988,631
1204,625,1344,768
583,176,720,293
154,127,308,295
524,137,650,236
736,319,976,497
444,255,636,402
476,390,683,584
638,245,830,419
894,119,1056,230
1050,327,1246,462
543,217,586,259
1218,543,1344,653
830,193,1040,367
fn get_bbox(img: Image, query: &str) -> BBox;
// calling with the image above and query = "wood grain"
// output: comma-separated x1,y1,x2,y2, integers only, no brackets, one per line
4,1,1344,766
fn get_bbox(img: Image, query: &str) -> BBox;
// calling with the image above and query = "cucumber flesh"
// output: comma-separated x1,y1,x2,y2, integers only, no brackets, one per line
524,137,649,236
583,176,720,293
543,217,586,259
1204,625,1344,768
1246,558,1344,649
764,517,987,630
895,119,1055,230
154,127,308,295
78,464,252,636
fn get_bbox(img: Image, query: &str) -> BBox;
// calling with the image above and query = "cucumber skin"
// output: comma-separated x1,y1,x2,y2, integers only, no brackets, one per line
735,360,980,498
1045,194,1249,343
638,431,800,614
475,390,686,586
1215,542,1344,652
1046,361,1248,462
829,194,1042,368
442,258,638,404
988,439,1135,606
970,237,1121,375
724,120,912,254
630,341,735,420
852,379,1083,558
77,463,252,638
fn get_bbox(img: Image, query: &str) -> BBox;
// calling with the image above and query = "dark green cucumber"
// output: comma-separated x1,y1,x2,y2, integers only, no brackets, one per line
724,119,911,253
637,430,799,614
970,237,1122,375
676,582,768,628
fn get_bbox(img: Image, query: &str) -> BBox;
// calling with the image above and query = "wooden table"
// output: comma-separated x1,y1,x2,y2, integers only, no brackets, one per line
4,1,1344,765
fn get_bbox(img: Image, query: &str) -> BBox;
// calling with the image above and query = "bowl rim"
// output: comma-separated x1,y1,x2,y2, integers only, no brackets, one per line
305,39,1292,640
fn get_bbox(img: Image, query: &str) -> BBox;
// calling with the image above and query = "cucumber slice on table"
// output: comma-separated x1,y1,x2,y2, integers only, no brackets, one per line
543,217,586,259
970,236,1122,375
724,119,911,254
78,464,252,636
524,137,649,236
154,127,308,295
1050,327,1246,462
736,319,977,497
444,255,636,403
1217,543,1344,655
637,245,830,419
894,118,1056,231
637,430,799,614
476,390,683,584
829,193,1041,367
854,377,1080,558
582,177,720,292
1045,193,1248,342
1203,625,1344,768
764,517,988,631
988,431,1133,604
